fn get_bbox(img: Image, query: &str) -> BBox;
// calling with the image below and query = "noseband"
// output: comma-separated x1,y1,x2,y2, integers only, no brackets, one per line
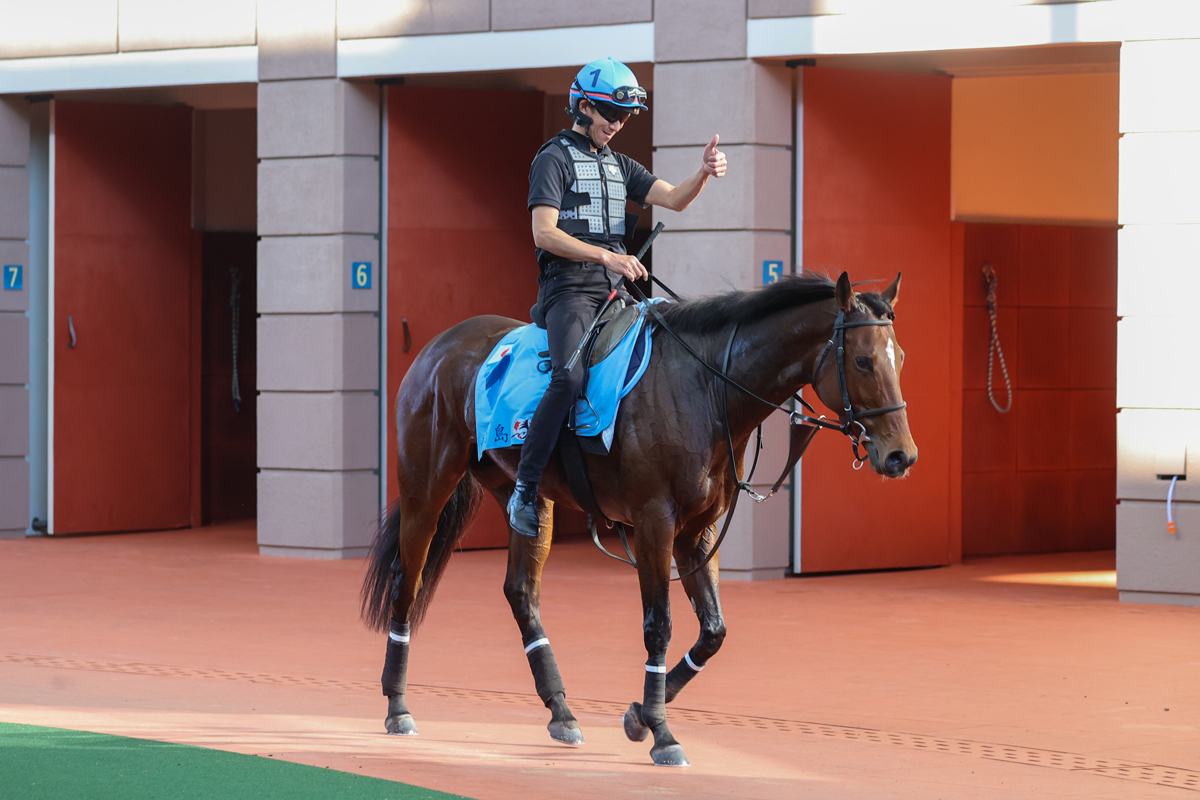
806,309,908,469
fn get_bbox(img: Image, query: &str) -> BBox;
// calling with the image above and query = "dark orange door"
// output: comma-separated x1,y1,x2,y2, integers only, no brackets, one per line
799,67,958,572
53,101,195,534
386,86,543,548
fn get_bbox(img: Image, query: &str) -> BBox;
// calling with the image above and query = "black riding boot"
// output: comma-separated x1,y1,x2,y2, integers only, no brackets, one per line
507,480,540,537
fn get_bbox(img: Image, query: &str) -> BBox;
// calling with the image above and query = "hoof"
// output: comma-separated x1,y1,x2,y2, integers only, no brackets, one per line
385,713,418,736
651,743,690,767
548,720,585,746
622,702,649,743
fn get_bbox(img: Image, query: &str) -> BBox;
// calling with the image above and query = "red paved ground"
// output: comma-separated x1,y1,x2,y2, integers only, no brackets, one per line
1,521,1198,798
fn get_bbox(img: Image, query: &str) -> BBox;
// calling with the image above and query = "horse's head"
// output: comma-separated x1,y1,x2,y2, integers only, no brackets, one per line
811,272,918,479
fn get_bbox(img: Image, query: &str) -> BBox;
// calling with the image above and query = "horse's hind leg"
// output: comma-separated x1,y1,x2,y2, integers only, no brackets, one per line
491,483,584,745
380,498,450,735
665,524,726,704
378,461,476,735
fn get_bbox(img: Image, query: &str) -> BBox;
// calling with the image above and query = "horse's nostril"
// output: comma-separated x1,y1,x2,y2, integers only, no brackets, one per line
885,450,909,472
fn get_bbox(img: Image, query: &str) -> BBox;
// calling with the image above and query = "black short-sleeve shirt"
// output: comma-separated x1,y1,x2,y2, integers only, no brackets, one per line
528,129,658,267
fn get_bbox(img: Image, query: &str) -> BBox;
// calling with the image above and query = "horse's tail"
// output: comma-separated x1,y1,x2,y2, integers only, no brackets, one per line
359,472,484,634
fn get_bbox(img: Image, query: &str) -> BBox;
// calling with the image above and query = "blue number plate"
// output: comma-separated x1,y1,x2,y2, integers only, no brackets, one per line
2,264,21,291
762,260,783,285
352,262,372,289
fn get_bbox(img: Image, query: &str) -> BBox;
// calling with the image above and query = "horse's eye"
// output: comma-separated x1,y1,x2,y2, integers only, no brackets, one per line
855,356,873,372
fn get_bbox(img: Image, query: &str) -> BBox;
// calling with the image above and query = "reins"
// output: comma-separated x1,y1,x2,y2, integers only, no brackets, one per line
599,277,906,581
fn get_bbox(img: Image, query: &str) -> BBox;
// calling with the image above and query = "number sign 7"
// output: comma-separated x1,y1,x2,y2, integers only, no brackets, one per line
2,264,21,291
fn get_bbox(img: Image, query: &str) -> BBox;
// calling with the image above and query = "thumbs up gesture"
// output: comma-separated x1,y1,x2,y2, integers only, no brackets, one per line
702,134,726,178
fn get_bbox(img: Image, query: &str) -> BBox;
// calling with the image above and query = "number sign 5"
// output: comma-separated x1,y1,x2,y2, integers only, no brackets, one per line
762,260,783,286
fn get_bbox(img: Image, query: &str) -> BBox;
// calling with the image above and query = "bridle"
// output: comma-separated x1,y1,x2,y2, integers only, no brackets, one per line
805,308,909,470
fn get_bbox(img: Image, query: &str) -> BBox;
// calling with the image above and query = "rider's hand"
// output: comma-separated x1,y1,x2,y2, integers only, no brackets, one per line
703,134,726,178
601,251,649,282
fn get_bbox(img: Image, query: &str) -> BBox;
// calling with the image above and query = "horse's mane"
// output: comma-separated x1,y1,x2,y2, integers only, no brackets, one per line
655,273,893,334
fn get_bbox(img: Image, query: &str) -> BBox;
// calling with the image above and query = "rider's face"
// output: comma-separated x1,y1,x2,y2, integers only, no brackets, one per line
582,100,626,146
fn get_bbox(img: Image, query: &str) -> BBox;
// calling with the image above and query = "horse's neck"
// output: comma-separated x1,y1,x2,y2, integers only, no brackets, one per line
719,301,835,439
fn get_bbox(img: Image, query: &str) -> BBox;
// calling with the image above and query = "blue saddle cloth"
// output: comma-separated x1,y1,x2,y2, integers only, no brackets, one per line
475,302,658,459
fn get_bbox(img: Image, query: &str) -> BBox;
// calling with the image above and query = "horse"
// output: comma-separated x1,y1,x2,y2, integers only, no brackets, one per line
360,270,917,767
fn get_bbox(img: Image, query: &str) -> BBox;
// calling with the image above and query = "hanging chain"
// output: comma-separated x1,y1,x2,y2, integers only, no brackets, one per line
982,263,1012,414
229,266,242,412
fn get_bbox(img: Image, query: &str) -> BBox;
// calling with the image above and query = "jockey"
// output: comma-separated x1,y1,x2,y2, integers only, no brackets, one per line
508,57,727,536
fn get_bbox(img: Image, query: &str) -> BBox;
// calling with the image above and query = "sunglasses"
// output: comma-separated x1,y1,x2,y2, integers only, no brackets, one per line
590,101,633,124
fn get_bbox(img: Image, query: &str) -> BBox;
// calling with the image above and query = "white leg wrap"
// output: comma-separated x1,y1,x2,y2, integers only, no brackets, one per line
684,652,704,672
524,637,550,654
645,664,667,673
389,631,410,643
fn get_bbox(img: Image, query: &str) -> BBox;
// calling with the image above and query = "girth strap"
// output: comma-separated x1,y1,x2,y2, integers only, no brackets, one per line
559,428,604,519
560,426,640,568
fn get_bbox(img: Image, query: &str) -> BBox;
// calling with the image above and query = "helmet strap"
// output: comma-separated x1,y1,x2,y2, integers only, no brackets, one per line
569,83,605,151
572,100,604,151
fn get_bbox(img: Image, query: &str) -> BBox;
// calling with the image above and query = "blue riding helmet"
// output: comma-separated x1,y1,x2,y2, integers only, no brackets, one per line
568,58,647,127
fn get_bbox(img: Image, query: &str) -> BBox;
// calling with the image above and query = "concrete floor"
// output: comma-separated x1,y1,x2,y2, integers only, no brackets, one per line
1,521,1197,798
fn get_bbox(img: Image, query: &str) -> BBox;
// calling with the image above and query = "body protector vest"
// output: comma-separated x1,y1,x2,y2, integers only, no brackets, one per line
547,137,628,244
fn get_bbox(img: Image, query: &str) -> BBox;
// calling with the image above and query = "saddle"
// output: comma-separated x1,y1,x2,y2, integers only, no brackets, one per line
589,301,641,367
529,298,641,368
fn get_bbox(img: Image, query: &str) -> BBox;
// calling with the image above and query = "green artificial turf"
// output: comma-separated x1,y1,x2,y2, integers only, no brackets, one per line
0,722,473,800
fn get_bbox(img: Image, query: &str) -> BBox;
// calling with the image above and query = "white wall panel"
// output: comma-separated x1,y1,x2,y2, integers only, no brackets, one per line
1120,39,1200,134
1116,317,1200,410
1117,409,1200,501
118,0,257,52
0,1,117,59
1117,225,1200,318
1117,500,1200,600
1118,133,1200,226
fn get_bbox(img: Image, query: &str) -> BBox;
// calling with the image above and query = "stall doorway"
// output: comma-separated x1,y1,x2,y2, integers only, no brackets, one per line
49,100,256,534
962,223,1117,555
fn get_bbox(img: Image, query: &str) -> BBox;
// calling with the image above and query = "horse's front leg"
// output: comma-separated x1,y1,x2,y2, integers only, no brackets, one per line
495,487,584,745
623,517,689,767
666,523,726,704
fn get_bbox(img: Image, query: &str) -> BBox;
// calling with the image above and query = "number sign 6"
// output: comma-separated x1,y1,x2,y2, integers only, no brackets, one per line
352,262,372,290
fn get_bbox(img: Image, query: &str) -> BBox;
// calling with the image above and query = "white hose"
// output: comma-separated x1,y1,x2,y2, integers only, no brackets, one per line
1167,475,1178,535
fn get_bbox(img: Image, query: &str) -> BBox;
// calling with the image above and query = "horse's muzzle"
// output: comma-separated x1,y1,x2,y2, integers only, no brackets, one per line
883,449,917,477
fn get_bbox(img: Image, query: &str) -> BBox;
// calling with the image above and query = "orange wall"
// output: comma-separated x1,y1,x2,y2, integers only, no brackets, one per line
800,67,961,573
952,73,1119,226
386,86,543,549
961,224,1116,555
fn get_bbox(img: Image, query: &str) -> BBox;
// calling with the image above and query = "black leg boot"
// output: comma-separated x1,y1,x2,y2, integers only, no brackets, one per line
507,480,540,537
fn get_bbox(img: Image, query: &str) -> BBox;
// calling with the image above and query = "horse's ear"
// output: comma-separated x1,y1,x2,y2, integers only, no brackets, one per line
835,271,856,313
881,272,901,308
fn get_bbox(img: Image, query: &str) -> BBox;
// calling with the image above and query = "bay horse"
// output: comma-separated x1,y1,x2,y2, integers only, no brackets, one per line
361,271,917,767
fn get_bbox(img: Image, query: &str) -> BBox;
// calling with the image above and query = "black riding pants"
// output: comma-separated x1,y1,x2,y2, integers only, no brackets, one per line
516,262,615,484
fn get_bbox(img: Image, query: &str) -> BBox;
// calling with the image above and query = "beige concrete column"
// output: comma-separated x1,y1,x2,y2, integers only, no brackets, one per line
256,0,382,557
0,98,30,539
1115,39,1200,606
653,47,795,578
